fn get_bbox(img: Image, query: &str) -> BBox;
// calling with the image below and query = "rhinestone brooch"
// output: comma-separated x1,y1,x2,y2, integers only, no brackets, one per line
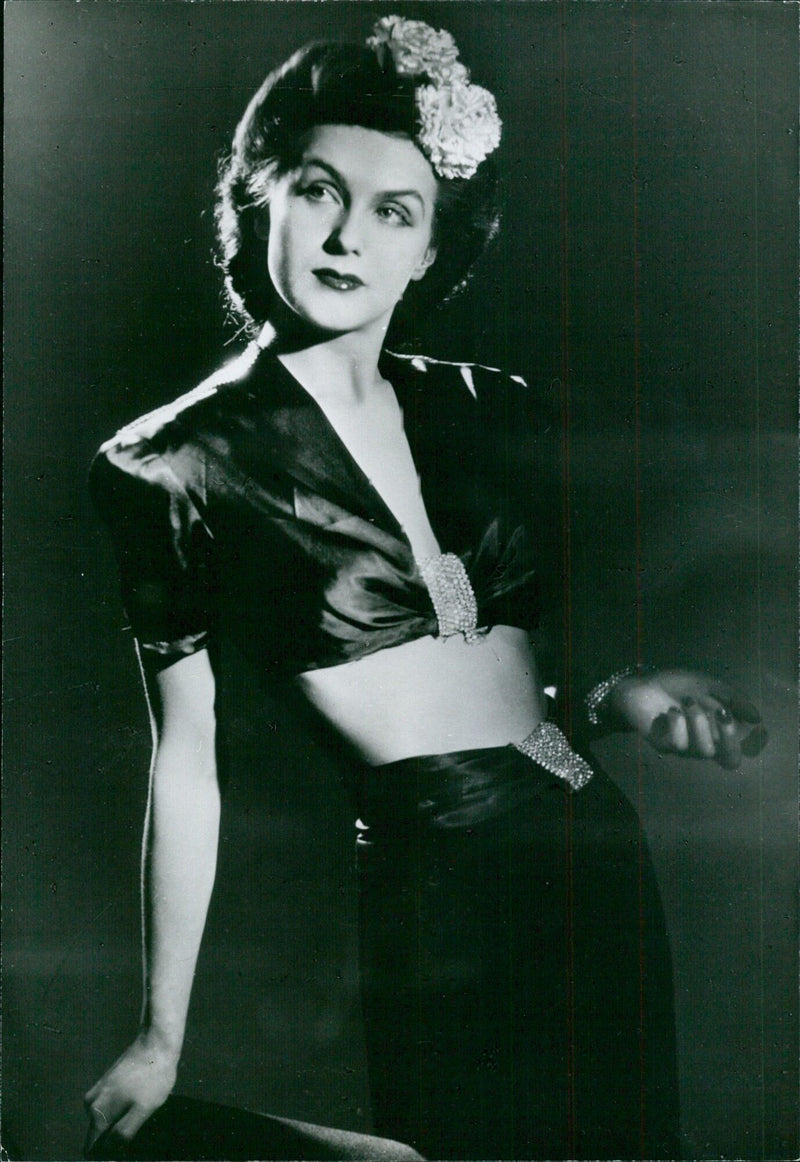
418,553,484,644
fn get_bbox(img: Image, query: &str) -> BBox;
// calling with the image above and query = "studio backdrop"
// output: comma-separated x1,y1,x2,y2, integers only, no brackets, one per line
4,2,797,1159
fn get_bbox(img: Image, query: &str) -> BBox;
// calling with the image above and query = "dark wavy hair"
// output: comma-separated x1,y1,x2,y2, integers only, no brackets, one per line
215,40,501,333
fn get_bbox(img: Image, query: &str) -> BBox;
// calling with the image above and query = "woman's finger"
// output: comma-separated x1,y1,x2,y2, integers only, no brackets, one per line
86,1105,155,1159
86,1104,112,1140
697,695,727,741
666,706,689,751
697,698,722,743
112,1104,154,1143
83,1100,130,1156
708,682,762,724
650,708,688,752
649,713,672,751
83,1121,107,1159
715,708,742,769
682,698,716,758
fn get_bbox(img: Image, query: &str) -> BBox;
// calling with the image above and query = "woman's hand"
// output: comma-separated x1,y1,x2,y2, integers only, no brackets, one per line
605,669,766,769
83,1031,178,1154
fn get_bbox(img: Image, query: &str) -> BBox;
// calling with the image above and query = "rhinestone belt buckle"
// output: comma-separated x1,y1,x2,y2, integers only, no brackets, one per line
513,722,593,791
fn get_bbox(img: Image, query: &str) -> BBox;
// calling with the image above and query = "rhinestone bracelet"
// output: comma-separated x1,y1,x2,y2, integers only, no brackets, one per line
513,722,593,791
585,666,653,725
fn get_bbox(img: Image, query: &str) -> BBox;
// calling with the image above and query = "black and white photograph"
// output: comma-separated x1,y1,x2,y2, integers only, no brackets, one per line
4,2,797,1159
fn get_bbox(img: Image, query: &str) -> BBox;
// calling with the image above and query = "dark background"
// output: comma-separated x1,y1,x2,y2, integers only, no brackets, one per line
4,2,797,1158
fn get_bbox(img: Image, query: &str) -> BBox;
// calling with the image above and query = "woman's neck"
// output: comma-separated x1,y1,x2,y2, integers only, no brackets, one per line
258,319,389,406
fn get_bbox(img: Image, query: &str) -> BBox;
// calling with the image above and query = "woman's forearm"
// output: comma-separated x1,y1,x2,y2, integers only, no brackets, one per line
84,652,219,1148
139,730,220,1059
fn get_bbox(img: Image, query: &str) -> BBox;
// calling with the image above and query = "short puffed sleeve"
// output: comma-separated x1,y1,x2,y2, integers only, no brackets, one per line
89,434,214,662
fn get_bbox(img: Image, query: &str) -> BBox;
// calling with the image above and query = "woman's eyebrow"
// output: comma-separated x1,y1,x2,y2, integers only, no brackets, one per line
301,157,426,209
301,157,344,183
380,189,426,209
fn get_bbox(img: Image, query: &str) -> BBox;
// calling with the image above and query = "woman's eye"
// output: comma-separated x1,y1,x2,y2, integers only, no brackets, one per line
302,182,337,203
377,204,411,225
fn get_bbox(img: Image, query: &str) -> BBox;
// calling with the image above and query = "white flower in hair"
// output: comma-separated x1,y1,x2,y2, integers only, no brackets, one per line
416,83,502,180
367,15,467,84
366,14,502,180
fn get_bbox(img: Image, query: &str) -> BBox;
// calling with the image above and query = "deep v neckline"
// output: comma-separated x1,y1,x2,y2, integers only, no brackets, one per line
266,349,442,560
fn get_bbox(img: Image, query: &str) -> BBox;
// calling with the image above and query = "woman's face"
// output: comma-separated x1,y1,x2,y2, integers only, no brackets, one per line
261,124,439,336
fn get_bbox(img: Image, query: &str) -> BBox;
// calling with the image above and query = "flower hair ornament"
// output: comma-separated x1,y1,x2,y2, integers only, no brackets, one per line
366,15,502,180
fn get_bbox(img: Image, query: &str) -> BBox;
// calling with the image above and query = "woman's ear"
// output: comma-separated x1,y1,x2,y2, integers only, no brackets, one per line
410,244,438,282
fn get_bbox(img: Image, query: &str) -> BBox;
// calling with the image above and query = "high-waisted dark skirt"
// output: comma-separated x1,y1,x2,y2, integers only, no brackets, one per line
356,746,680,1160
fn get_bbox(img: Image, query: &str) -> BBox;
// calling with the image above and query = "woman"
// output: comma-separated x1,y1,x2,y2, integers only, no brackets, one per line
85,17,762,1159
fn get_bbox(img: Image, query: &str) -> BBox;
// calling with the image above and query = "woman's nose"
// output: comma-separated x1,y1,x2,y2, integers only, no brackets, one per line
323,207,363,256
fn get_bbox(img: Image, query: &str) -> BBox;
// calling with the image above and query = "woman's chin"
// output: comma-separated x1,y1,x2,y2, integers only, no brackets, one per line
271,302,392,345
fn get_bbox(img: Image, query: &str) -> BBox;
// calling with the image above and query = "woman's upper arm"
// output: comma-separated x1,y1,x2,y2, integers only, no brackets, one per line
142,649,217,755
89,439,213,667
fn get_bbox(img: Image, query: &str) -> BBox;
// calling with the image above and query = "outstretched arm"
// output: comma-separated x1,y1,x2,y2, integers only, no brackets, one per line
84,648,219,1152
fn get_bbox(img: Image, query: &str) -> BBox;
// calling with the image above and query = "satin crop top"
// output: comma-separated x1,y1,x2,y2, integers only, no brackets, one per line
90,345,559,679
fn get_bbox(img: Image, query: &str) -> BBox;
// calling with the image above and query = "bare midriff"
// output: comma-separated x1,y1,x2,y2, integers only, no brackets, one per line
296,625,546,765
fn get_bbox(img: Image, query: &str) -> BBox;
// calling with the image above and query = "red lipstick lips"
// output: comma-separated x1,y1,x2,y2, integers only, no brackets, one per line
313,268,365,291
